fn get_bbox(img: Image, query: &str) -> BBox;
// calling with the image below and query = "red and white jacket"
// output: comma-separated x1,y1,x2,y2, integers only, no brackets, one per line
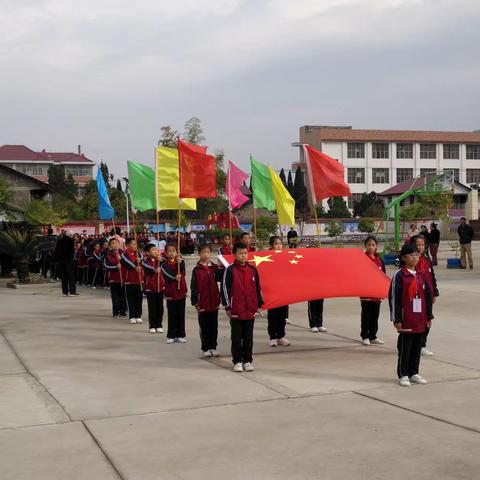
361,252,386,303
142,257,165,293
120,249,144,285
104,249,123,284
190,261,222,312
416,254,439,298
161,257,187,300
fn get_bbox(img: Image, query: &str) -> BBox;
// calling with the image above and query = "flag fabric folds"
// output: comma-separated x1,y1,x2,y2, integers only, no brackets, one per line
268,166,295,225
250,156,275,211
304,145,351,203
178,139,216,198
218,248,390,310
155,147,196,211
127,161,156,212
226,160,249,210
96,168,114,220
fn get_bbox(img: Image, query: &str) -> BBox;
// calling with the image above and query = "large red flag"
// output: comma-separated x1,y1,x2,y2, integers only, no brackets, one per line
178,139,216,198
304,144,351,203
219,248,390,310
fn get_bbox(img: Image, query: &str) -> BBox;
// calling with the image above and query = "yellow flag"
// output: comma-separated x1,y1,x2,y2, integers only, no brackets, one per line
268,166,295,225
155,147,196,211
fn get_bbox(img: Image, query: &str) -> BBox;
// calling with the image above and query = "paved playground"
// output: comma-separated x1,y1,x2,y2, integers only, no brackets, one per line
1,244,479,480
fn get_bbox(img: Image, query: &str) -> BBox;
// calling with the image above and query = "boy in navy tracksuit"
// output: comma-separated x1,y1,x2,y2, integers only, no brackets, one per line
142,243,165,334
221,242,263,373
121,238,144,325
190,244,222,357
161,243,188,344
103,238,127,317
389,243,434,387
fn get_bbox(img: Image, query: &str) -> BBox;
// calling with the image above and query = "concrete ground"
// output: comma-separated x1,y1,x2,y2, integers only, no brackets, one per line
0,243,479,480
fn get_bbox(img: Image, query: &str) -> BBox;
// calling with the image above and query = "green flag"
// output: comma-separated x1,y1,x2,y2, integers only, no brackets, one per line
127,161,156,212
250,156,275,210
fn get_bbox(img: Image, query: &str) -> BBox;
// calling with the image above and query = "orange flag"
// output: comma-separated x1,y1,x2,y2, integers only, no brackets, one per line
178,139,216,198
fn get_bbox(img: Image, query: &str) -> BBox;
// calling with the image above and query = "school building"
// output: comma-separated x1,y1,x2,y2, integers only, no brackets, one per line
292,126,480,212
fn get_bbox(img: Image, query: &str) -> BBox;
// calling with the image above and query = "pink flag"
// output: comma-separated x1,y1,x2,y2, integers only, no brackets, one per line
226,160,249,210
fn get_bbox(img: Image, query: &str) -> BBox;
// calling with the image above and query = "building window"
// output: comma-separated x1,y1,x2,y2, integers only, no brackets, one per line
65,166,92,176
372,168,389,184
347,193,363,209
396,168,414,183
347,168,365,184
19,166,44,176
466,169,480,184
466,144,480,160
347,143,365,158
420,144,436,159
443,144,459,159
372,143,389,159
420,168,437,178
443,168,460,182
396,143,413,159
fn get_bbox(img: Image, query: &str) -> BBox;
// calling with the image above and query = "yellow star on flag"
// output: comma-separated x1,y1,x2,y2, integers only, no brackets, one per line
249,255,274,267
290,259,299,265
288,251,296,254
295,255,303,259
274,250,282,253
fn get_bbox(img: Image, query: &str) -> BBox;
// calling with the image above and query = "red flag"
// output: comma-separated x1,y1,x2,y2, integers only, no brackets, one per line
178,139,216,198
304,145,351,203
219,248,389,310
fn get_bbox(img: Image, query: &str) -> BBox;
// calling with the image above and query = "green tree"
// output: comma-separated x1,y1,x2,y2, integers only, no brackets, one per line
358,218,375,233
100,161,111,188
183,117,205,145
116,179,123,192
353,192,383,217
65,173,77,200
47,165,68,195
293,166,308,214
287,171,294,197
158,125,179,147
23,199,67,226
326,220,343,241
364,203,385,218
255,216,278,245
279,168,287,187
328,197,351,218
78,180,99,220
0,178,14,219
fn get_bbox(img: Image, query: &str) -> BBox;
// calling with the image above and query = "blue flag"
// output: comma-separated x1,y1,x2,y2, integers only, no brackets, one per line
96,168,115,220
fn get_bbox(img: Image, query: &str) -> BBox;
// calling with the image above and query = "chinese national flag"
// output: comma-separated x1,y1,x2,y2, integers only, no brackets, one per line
219,248,390,310
304,145,351,203
178,139,217,198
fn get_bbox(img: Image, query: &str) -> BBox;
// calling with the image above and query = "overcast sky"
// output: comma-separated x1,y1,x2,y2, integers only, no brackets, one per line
1,0,479,178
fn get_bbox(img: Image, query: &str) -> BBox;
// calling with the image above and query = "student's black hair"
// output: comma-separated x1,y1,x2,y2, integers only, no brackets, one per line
364,235,377,246
240,232,250,239
164,242,177,252
269,235,282,246
125,237,136,246
398,243,416,267
198,243,211,253
144,243,156,252
108,237,119,245
233,242,248,254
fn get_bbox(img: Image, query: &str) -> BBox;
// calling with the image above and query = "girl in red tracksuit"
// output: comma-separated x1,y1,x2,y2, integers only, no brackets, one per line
411,234,439,357
267,236,290,347
103,238,127,318
389,243,433,387
190,244,223,357
161,243,188,344
142,243,165,334
218,235,233,255
90,242,104,289
121,238,144,325
221,242,263,373
360,236,386,346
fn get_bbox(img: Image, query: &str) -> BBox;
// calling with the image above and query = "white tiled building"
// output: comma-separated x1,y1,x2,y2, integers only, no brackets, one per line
293,126,480,211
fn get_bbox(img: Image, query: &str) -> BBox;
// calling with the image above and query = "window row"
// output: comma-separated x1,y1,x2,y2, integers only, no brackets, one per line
64,166,93,176
346,143,480,159
18,166,44,175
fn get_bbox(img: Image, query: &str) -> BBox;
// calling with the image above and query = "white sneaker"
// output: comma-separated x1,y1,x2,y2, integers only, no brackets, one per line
399,376,411,387
310,327,319,333
421,347,434,356
136,318,143,324
177,337,187,343
371,338,384,345
129,318,137,324
203,350,212,358
269,339,278,347
318,326,327,332
156,328,164,333
166,338,175,344
210,349,219,357
91,286,96,290
410,374,428,384
148,328,156,334
277,337,290,346
362,338,371,346
285,318,290,324
243,362,255,372
233,363,243,372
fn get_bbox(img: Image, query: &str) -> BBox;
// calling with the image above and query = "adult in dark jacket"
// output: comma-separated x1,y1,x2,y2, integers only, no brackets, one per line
457,217,474,269
54,231,77,296
428,223,440,266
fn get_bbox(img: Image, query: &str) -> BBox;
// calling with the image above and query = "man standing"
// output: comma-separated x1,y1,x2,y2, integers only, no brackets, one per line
287,226,298,248
457,217,474,269
429,223,440,266
54,231,78,296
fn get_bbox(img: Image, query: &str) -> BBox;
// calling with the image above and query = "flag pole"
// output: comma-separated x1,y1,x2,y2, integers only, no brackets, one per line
304,144,321,247
156,209,161,292
177,202,182,290
227,163,233,242
112,216,123,285
313,204,321,246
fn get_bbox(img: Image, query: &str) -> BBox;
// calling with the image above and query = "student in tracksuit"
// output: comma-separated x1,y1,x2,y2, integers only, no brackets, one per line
308,299,326,333
389,243,433,387
104,238,127,318
221,242,263,373
218,235,233,255
121,238,144,325
411,234,439,357
360,235,386,346
161,243,188,344
90,242,104,289
190,244,222,357
267,236,290,347
142,243,165,334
